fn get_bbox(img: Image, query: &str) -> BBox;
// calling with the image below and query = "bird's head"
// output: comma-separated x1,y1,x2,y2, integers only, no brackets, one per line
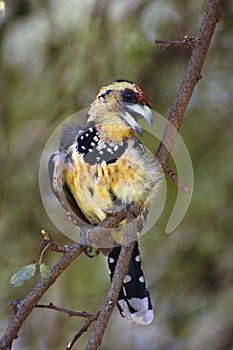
87,80,152,141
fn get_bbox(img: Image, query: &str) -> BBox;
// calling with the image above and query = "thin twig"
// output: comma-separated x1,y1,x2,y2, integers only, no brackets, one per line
66,315,98,350
41,229,69,253
36,302,98,319
33,232,68,265
155,36,196,50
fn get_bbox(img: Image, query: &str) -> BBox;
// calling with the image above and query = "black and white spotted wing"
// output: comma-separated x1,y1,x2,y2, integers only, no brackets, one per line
76,123,127,165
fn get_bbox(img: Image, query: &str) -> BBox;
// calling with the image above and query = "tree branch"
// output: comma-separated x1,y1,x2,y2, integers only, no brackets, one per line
85,211,137,350
0,207,131,350
155,0,223,188
0,243,84,350
0,1,223,349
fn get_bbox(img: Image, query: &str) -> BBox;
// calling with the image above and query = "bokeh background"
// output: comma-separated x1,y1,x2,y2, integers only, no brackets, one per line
0,1,232,349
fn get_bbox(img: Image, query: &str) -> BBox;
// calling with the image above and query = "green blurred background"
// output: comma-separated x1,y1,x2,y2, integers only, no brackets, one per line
0,1,232,349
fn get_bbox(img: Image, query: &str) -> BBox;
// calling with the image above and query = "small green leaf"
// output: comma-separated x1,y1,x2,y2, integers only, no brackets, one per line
11,264,37,287
39,263,50,278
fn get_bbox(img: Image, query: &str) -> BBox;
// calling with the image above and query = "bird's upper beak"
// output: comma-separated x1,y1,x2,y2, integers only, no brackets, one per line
121,104,153,136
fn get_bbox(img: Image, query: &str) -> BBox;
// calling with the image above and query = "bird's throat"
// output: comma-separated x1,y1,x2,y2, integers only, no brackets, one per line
98,123,134,142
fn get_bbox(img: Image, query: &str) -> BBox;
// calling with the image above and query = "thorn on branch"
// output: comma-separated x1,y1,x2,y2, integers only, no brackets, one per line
154,36,196,50
166,167,189,193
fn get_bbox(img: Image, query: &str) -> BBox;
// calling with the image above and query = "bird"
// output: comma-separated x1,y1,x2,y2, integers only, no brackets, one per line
48,80,162,325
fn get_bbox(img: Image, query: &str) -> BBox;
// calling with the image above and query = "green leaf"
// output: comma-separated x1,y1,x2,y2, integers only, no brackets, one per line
39,263,50,278
11,264,37,287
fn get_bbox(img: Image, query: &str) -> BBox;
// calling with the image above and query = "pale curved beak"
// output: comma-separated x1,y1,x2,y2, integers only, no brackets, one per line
121,104,153,136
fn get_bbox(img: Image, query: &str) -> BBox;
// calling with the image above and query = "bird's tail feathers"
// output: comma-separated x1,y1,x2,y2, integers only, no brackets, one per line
108,241,153,325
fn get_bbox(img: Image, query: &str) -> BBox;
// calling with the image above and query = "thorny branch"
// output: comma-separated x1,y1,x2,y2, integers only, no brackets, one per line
155,0,223,191
0,1,223,349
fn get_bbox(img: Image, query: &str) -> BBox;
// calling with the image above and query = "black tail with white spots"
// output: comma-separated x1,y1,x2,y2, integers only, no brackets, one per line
108,241,153,325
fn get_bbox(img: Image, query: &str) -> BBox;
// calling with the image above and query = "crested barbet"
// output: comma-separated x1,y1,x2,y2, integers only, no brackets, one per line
48,80,162,325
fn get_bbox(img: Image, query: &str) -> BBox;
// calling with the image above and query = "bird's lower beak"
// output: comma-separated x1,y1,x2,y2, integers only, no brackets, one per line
122,104,153,136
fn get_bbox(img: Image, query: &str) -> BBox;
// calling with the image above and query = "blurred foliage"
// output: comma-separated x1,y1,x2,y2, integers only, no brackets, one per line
0,0,233,349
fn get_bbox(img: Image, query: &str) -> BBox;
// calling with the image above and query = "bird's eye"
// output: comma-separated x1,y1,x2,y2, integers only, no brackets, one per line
122,89,137,104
